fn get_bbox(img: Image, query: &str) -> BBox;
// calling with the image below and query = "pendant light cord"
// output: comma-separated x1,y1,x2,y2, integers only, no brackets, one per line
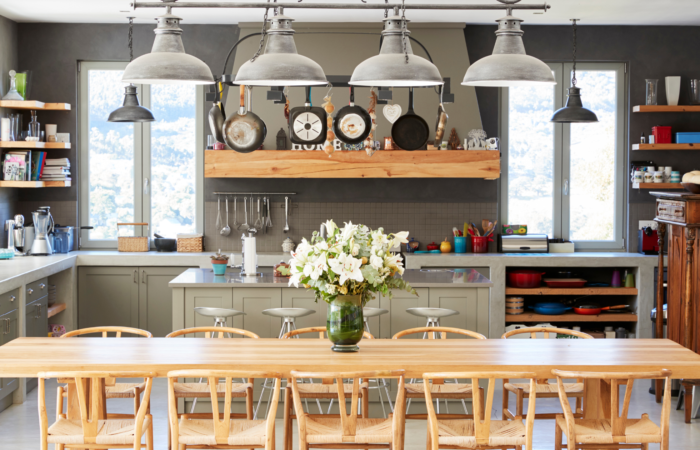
401,0,409,64
128,17,134,62
571,19,577,87
251,0,274,62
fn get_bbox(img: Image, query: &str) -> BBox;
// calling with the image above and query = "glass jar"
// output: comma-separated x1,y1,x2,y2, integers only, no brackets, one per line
326,295,364,352
645,79,658,105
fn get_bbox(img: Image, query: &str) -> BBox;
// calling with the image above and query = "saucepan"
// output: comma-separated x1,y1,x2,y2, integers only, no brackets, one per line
507,270,545,288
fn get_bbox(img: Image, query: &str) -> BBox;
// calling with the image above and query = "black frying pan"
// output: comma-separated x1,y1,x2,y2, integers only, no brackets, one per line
333,86,372,145
392,88,429,151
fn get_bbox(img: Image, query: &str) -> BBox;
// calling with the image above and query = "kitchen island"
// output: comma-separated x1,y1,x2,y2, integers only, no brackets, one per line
170,268,493,340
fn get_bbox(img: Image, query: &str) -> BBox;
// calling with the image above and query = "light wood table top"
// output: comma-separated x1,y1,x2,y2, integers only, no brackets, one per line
1,337,700,379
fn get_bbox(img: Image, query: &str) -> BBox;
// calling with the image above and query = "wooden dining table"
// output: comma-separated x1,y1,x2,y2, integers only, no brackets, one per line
2,337,700,423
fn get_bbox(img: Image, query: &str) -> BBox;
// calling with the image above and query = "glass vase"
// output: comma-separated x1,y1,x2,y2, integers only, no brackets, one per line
327,294,364,352
645,79,658,105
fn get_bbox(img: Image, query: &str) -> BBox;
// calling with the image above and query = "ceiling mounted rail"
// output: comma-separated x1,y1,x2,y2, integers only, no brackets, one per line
132,2,550,12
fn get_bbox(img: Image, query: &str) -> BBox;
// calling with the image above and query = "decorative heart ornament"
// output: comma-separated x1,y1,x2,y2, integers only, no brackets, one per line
383,104,402,123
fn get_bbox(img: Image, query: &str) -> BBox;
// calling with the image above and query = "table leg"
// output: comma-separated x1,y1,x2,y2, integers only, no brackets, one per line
583,378,601,419
685,228,696,352
656,223,666,403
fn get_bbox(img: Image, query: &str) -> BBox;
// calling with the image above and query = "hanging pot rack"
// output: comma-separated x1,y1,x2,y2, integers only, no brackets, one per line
132,1,550,12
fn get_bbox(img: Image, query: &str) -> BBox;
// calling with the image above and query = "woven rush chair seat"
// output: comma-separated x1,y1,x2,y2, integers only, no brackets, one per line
178,418,269,446
554,416,662,444
47,416,152,445
305,417,395,444
435,418,528,448
504,381,584,395
297,380,370,398
173,381,253,398
406,382,475,396
104,382,147,398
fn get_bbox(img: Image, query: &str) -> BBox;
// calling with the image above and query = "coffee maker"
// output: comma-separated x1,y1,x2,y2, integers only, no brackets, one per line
29,207,54,256
4,215,25,256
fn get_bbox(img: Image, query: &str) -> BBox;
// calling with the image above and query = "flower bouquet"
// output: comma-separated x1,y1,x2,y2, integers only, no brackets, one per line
288,220,416,352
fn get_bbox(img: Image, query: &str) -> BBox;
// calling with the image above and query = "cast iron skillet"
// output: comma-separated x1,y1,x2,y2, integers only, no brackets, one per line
392,87,429,151
208,81,226,144
333,86,372,145
223,85,266,153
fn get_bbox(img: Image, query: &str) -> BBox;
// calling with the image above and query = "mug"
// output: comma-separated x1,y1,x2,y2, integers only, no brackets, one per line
653,171,664,183
633,171,644,183
45,124,57,141
644,172,654,183
646,166,655,172
663,166,672,182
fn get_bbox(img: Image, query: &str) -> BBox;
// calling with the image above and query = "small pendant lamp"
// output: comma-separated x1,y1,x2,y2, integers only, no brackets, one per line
109,18,155,123
551,20,598,123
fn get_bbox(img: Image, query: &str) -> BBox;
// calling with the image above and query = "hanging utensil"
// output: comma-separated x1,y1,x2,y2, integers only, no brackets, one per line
333,86,372,145
231,197,239,229
208,81,226,143
283,197,290,233
392,87,430,151
239,197,249,231
435,85,448,143
266,196,273,228
289,86,327,145
254,197,263,229
223,85,266,153
221,197,231,236
215,197,222,231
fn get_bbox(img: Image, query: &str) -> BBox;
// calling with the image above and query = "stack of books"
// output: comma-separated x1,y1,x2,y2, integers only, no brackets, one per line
41,157,71,181
3,150,46,181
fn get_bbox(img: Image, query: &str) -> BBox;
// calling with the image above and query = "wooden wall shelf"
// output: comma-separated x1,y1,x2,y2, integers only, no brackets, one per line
506,313,638,323
47,303,66,319
505,287,638,296
205,150,501,179
0,180,71,188
0,100,71,111
632,182,683,190
633,143,700,150
633,105,700,113
0,142,70,149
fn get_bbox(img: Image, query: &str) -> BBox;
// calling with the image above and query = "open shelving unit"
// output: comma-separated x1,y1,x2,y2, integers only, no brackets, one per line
0,180,71,188
205,150,501,179
505,287,638,296
633,143,700,150
632,182,683,190
0,142,70,149
633,105,700,113
506,313,638,323
0,100,71,110
47,303,66,319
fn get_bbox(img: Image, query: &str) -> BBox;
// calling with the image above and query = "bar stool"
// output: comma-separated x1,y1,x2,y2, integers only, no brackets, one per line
406,307,459,331
194,306,246,330
363,307,394,417
255,307,321,419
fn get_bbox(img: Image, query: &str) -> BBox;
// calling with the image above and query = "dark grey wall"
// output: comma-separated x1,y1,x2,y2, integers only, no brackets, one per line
15,22,240,204
0,15,18,246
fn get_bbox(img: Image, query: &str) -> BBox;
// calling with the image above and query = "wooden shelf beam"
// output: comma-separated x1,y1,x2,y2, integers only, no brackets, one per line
0,180,71,188
47,303,66,319
505,287,638,296
0,100,71,111
506,313,638,323
0,142,70,149
633,105,700,113
632,183,683,190
633,143,700,150
205,150,501,179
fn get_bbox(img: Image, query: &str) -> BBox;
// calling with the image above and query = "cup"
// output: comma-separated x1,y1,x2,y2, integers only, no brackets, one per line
653,171,664,183
644,172,654,183
671,171,681,183
663,166,672,182
646,166,655,173
440,141,448,150
633,171,644,183
454,236,466,253
666,76,681,106
611,270,622,288
691,79,700,105
625,273,635,288
646,79,658,105
45,124,57,142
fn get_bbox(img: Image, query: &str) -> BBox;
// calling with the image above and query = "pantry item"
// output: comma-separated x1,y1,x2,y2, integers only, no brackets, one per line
663,166,672,182
633,171,643,183
282,237,295,253
502,224,527,235
440,238,452,253
666,76,681,106
507,269,545,288
645,79,658,105
652,126,672,144
611,269,622,287
653,171,664,183
224,85,266,153
274,260,291,278
498,234,548,253
542,278,587,288
676,132,700,144
671,171,681,183
691,79,700,104
426,242,439,251
644,172,653,183
333,86,371,145
506,296,525,315
391,87,429,151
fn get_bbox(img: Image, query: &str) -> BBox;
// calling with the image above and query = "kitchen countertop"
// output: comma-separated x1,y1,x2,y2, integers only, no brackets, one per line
403,252,661,269
169,268,493,288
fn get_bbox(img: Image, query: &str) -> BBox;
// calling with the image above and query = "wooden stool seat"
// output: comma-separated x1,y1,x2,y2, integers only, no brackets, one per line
435,418,528,448
554,416,661,445
105,382,147,398
47,416,152,445
177,418,268,446
405,382,474,397
504,381,583,396
297,380,369,398
173,381,253,398
304,417,394,444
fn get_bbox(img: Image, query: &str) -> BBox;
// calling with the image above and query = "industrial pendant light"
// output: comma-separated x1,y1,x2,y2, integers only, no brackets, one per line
462,2,555,87
235,7,327,86
109,18,155,123
350,5,443,87
551,20,598,123
122,6,214,85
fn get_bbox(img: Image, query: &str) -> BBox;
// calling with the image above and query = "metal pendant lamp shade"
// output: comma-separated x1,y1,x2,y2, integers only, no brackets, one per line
350,12,443,87
551,87,598,123
235,11,327,87
122,11,214,85
108,85,155,122
462,14,555,87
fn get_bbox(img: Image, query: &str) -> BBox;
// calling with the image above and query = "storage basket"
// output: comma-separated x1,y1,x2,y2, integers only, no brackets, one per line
177,236,203,253
117,223,149,252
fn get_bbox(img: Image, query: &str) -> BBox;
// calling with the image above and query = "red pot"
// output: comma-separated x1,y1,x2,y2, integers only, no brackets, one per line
507,270,545,288
426,242,439,251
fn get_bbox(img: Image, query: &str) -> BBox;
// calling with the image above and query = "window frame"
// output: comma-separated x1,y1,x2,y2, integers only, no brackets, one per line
78,61,204,249
499,61,628,251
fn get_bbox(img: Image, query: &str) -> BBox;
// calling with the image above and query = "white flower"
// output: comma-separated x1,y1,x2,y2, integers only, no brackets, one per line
328,253,364,285
324,220,337,236
384,253,405,275
390,231,410,249
339,221,357,243
326,284,337,294
351,243,360,256
370,254,384,271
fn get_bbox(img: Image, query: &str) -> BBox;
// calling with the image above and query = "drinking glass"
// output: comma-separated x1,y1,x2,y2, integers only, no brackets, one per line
646,79,658,105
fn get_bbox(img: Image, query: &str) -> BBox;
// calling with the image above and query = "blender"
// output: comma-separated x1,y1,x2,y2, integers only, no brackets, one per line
29,208,54,255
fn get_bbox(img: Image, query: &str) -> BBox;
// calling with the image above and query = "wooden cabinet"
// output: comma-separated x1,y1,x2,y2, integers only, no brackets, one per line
79,266,192,336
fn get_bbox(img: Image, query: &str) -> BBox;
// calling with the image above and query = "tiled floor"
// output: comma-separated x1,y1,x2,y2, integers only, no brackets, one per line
1,379,699,450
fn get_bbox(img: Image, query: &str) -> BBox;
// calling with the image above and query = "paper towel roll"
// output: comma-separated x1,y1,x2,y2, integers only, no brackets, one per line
244,236,256,276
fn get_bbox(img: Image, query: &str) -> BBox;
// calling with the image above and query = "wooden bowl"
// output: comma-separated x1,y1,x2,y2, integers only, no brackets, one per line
682,182,700,194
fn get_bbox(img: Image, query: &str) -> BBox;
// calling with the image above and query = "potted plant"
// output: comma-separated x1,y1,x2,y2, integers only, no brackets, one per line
288,220,416,352
211,249,229,276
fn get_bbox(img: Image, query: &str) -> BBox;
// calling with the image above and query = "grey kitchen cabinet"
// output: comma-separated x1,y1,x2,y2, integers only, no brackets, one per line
79,267,191,336
281,289,325,337
184,287,234,332
0,308,19,402
25,296,48,393
428,288,489,338
378,288,430,339
234,288,282,338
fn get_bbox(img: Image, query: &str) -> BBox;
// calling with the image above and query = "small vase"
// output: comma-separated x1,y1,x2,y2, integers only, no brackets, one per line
665,76,681,106
327,295,364,352
211,259,228,275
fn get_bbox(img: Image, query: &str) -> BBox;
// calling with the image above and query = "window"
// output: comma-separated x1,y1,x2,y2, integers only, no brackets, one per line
79,62,204,248
500,62,627,250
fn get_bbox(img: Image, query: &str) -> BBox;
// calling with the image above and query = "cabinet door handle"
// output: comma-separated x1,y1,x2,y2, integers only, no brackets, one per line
142,270,146,284
39,283,46,289
133,270,138,283
27,288,33,295
4,318,8,335
9,295,15,302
